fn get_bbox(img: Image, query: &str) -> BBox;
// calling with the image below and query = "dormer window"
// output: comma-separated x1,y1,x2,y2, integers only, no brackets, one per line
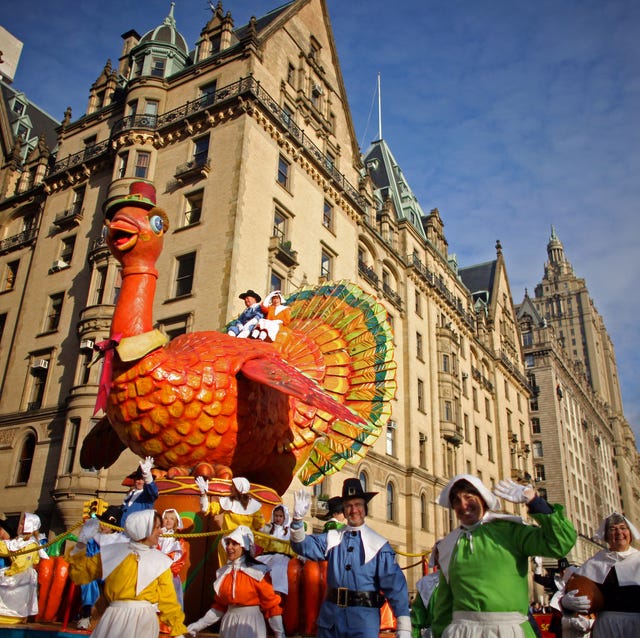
12,100,25,116
151,57,166,78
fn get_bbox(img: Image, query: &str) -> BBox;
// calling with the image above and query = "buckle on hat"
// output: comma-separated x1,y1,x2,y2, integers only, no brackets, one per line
336,587,348,608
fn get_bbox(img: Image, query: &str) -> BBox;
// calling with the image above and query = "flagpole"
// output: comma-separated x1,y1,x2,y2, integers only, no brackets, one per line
377,72,382,140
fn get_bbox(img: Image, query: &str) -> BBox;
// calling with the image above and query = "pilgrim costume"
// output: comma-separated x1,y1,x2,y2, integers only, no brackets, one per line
228,290,265,338
120,456,158,527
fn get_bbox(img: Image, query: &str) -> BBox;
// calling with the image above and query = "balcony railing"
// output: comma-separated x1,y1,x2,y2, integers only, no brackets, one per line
358,261,379,287
48,140,112,176
269,236,298,268
0,227,38,255
382,282,402,310
54,207,84,227
111,113,158,135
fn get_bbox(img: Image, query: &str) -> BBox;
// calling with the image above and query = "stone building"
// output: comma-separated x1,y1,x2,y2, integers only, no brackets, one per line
517,228,640,563
0,0,632,588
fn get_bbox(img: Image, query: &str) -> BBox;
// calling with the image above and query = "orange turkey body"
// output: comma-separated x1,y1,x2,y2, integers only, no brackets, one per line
82,183,396,495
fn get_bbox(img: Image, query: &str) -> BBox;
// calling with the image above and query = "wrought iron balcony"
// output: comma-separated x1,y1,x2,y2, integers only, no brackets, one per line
0,227,37,255
358,261,379,287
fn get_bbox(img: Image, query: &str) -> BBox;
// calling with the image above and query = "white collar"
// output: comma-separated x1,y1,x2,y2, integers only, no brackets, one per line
578,546,640,586
100,541,172,595
219,496,262,515
325,523,387,564
213,556,269,594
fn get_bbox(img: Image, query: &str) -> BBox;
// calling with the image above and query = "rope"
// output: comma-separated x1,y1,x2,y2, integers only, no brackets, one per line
5,521,84,558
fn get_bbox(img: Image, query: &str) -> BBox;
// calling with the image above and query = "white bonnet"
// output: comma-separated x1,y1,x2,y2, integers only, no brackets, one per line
22,513,41,534
232,477,251,495
223,525,254,553
125,510,157,541
162,508,183,530
438,474,500,511
594,512,640,542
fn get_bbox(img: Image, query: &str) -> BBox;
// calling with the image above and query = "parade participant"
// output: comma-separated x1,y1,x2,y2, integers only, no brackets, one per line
252,291,291,342
432,475,576,638
0,516,16,569
186,525,285,638
257,505,292,600
0,512,49,624
68,509,187,638
196,476,265,566
158,508,187,607
560,512,640,636
76,505,128,630
120,456,158,527
227,290,265,338
289,478,411,638
319,496,346,533
411,572,440,638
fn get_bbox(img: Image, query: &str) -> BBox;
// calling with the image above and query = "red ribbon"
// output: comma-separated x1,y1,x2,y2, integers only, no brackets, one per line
93,333,122,416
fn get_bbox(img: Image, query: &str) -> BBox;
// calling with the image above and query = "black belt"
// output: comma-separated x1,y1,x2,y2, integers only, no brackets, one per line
326,587,385,608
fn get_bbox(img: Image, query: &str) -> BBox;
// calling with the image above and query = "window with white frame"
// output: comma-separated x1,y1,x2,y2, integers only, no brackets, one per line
183,191,203,227
277,155,290,189
322,200,333,230
386,482,395,521
134,151,150,178
44,292,64,332
320,250,332,280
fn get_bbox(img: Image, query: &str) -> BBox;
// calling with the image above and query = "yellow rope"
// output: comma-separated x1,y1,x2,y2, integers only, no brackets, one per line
5,520,84,558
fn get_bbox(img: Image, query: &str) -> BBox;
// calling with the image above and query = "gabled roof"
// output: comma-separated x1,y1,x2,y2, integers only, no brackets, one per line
363,138,427,238
516,292,545,326
459,259,497,305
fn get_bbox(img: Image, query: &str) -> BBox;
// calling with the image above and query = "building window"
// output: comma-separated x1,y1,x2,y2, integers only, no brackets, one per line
525,354,535,368
273,210,287,241
418,433,426,468
270,270,284,292
134,151,150,178
144,99,159,117
71,186,86,215
444,400,452,422
277,155,290,189
183,190,203,227
485,397,491,421
417,378,425,412
200,80,217,106
416,332,423,361
44,293,64,332
320,250,332,279
487,435,494,461
15,433,36,484
60,235,76,265
472,387,478,411
12,100,25,115
322,200,333,230
158,314,190,340
63,418,81,474
0,313,6,344
175,252,196,297
532,441,543,458
504,379,510,400
420,494,428,530
193,135,209,166
530,396,539,411
287,63,295,85
92,266,107,305
117,152,128,179
531,417,541,434
151,57,166,77
4,260,19,291
359,471,368,492
535,464,546,482
17,123,29,139
415,291,422,316
386,423,395,456
386,482,395,521
523,331,533,347
442,354,450,373
78,351,92,385
475,426,482,454
28,357,49,410
464,414,470,442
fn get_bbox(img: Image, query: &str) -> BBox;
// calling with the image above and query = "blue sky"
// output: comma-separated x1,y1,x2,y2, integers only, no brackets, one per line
3,0,639,443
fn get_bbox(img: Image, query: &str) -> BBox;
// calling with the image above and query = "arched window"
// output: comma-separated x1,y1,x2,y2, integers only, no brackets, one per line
386,482,395,521
420,493,428,530
16,433,36,484
358,471,368,492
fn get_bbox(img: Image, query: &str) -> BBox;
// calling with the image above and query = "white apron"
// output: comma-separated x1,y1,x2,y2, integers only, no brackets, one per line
220,603,266,638
442,611,528,638
0,567,38,619
92,599,158,638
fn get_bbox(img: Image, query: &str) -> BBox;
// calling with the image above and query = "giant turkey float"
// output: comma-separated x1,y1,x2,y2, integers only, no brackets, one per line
17,181,400,635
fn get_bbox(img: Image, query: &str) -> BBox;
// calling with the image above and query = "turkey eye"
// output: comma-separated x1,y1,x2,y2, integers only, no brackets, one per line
149,215,164,234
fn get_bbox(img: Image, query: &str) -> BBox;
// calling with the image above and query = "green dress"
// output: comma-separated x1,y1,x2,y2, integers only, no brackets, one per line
432,505,576,638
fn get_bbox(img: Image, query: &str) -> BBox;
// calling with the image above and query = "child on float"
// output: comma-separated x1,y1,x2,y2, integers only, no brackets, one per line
257,504,292,602
0,512,49,624
158,508,187,607
186,525,285,638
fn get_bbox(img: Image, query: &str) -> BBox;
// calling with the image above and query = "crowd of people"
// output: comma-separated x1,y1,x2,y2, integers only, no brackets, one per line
1,458,638,636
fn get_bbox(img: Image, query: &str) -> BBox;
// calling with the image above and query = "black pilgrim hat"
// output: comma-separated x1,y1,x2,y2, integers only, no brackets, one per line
318,496,344,521
97,505,122,527
341,478,377,503
239,289,262,302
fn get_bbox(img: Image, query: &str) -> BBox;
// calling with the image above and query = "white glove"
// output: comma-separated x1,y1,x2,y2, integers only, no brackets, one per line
139,456,154,483
561,589,591,613
78,518,100,544
268,614,286,638
493,478,534,504
195,476,209,495
396,615,411,638
292,490,311,520
187,608,223,635
533,556,543,575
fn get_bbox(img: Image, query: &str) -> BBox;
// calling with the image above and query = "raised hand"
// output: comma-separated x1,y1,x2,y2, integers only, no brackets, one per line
195,476,209,495
493,478,534,504
293,489,311,519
